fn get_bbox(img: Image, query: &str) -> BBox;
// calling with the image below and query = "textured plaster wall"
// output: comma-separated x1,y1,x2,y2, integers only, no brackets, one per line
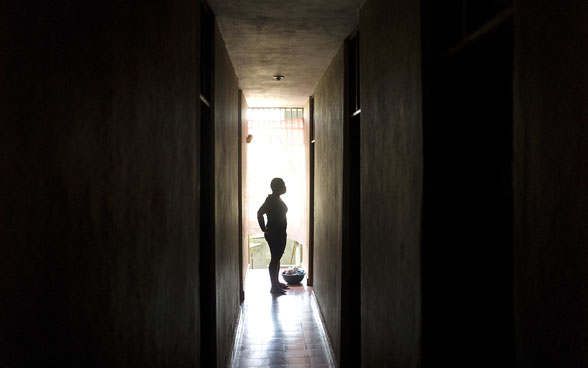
360,0,423,366
213,24,241,368
312,48,345,362
514,1,588,366
0,1,200,366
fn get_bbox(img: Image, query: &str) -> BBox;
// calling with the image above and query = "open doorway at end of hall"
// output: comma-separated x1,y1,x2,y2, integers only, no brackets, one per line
239,106,311,292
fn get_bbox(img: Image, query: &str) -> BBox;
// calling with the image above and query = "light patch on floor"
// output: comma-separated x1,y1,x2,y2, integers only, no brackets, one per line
231,269,336,367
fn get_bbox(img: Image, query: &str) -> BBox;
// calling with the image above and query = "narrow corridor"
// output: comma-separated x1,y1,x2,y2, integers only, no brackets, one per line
3,0,587,366
232,270,335,368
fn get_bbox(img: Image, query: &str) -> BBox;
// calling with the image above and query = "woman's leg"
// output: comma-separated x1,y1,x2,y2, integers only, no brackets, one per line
268,256,279,287
267,235,287,293
273,257,281,286
274,236,287,288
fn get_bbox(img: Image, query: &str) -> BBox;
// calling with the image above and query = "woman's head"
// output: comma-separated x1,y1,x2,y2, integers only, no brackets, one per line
270,177,286,194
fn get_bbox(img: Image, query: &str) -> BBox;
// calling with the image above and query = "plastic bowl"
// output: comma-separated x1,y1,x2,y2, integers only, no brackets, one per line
282,272,306,285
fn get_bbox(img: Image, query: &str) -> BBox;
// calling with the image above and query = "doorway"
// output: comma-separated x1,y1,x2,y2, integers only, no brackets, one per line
242,107,310,288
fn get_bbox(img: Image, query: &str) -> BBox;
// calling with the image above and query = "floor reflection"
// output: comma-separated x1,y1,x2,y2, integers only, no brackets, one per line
232,269,335,368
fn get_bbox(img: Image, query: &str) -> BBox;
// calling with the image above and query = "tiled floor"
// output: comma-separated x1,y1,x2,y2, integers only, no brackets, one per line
231,269,336,368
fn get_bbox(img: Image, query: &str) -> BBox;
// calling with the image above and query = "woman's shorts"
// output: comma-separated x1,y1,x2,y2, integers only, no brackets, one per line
265,233,287,259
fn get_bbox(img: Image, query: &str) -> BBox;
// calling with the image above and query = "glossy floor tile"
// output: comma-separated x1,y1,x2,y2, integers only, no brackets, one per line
231,270,336,368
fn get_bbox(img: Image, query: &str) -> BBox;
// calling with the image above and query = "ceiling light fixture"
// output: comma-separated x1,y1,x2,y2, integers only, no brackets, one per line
273,75,285,81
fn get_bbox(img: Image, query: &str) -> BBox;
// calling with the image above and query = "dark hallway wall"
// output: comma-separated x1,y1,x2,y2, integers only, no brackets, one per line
420,3,514,367
213,24,241,368
359,0,423,366
0,1,200,367
312,47,345,362
514,1,588,366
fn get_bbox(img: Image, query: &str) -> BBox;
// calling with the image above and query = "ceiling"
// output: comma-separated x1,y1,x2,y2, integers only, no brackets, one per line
207,0,363,107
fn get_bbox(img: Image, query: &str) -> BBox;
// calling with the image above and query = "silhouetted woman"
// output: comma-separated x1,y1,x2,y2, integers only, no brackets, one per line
257,178,289,295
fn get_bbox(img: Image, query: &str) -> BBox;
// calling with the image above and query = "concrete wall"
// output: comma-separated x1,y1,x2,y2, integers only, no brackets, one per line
213,24,241,368
514,1,588,366
0,1,200,366
312,47,345,362
359,0,423,366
